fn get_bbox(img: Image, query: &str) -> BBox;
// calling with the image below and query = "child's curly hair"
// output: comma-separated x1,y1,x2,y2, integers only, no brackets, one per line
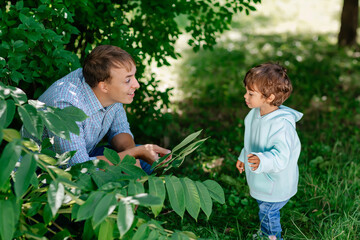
244,63,292,106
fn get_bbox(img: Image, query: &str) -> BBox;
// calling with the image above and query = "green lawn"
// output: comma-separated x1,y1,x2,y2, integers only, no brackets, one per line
155,30,360,240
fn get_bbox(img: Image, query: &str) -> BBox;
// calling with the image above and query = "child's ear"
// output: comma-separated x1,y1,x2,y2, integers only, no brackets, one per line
266,94,275,104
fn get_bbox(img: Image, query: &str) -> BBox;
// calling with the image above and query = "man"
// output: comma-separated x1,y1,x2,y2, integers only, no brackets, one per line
24,45,170,173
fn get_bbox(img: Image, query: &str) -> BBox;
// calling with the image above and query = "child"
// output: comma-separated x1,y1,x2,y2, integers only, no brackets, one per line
236,63,303,240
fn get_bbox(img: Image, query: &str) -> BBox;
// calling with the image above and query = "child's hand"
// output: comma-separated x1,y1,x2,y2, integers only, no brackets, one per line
247,154,260,171
236,161,245,174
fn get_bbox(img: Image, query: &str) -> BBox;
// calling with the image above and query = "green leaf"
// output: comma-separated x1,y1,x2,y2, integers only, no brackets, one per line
0,100,6,127
91,170,117,188
119,164,147,178
30,172,39,189
60,106,88,122
128,180,144,196
0,197,18,240
52,229,72,240
151,152,171,170
55,108,80,135
22,139,39,151
2,128,21,142
148,230,160,240
48,166,72,180
0,100,15,128
14,153,37,198
172,129,202,153
4,100,14,127
18,105,43,139
40,137,53,150
195,181,212,220
149,176,166,217
82,219,95,240
43,203,52,225
40,111,70,140
169,138,207,170
117,200,134,237
0,141,22,190
165,176,185,218
76,191,105,221
131,193,162,206
181,177,200,220
26,31,43,43
92,193,117,229
120,154,136,165
203,180,225,204
132,224,149,240
47,181,65,217
172,231,197,239
9,87,27,104
38,154,57,165
104,147,120,165
98,219,114,240
9,70,24,84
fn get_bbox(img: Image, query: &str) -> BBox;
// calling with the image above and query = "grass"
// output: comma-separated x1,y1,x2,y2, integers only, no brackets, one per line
155,31,360,239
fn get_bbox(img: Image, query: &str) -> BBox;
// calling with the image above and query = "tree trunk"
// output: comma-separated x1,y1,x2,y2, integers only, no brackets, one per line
338,0,359,47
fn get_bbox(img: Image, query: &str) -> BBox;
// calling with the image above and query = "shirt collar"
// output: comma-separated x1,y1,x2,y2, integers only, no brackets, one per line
79,69,106,115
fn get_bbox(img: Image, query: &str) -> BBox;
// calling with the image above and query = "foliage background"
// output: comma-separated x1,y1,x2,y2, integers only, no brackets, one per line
1,0,360,239
157,0,360,239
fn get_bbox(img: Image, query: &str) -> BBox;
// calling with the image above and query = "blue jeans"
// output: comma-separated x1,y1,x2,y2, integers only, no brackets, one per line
256,199,289,239
89,145,153,174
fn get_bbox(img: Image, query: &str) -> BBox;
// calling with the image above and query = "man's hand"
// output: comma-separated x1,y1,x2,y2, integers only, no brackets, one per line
137,144,171,165
236,160,245,174
247,154,260,171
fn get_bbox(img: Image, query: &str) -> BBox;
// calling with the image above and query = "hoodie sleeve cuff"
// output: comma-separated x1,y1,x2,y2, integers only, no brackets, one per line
238,148,245,163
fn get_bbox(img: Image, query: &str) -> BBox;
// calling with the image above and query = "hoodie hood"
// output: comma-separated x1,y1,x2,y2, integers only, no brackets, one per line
262,105,303,128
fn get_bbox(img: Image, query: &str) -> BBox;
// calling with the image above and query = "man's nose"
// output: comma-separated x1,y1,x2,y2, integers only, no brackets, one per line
133,78,140,89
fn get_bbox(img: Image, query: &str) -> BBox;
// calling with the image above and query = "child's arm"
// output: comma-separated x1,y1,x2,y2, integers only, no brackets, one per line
250,120,299,173
236,160,245,173
237,148,246,173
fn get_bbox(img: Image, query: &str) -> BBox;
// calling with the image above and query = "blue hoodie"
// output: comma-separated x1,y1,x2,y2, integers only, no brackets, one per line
238,105,303,202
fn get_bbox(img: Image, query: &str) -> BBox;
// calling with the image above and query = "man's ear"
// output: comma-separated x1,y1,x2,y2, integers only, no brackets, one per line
266,94,275,104
97,81,108,93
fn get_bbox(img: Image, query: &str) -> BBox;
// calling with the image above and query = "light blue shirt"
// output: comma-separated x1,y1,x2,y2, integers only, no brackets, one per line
23,68,133,166
238,105,303,202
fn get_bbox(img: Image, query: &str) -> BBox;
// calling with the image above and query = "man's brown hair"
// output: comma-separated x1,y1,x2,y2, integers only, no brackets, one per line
83,45,135,88
244,63,292,106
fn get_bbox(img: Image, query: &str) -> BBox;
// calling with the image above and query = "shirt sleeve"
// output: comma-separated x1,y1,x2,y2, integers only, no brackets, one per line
251,120,296,174
46,101,97,166
107,105,133,143
238,148,245,163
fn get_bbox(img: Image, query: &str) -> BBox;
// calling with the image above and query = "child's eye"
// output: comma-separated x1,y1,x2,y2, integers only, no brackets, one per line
249,93,253,96
125,78,131,83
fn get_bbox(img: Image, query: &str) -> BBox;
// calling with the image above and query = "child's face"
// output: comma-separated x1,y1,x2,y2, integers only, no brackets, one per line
244,85,269,109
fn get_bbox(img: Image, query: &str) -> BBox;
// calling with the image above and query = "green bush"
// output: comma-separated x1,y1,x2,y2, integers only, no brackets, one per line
0,82,226,239
0,0,260,143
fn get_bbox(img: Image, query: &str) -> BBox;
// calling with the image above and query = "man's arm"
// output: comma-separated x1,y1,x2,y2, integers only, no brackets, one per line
111,133,171,165
110,132,135,151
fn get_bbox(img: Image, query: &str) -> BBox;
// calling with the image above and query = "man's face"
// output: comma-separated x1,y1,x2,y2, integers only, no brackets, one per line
106,64,140,105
